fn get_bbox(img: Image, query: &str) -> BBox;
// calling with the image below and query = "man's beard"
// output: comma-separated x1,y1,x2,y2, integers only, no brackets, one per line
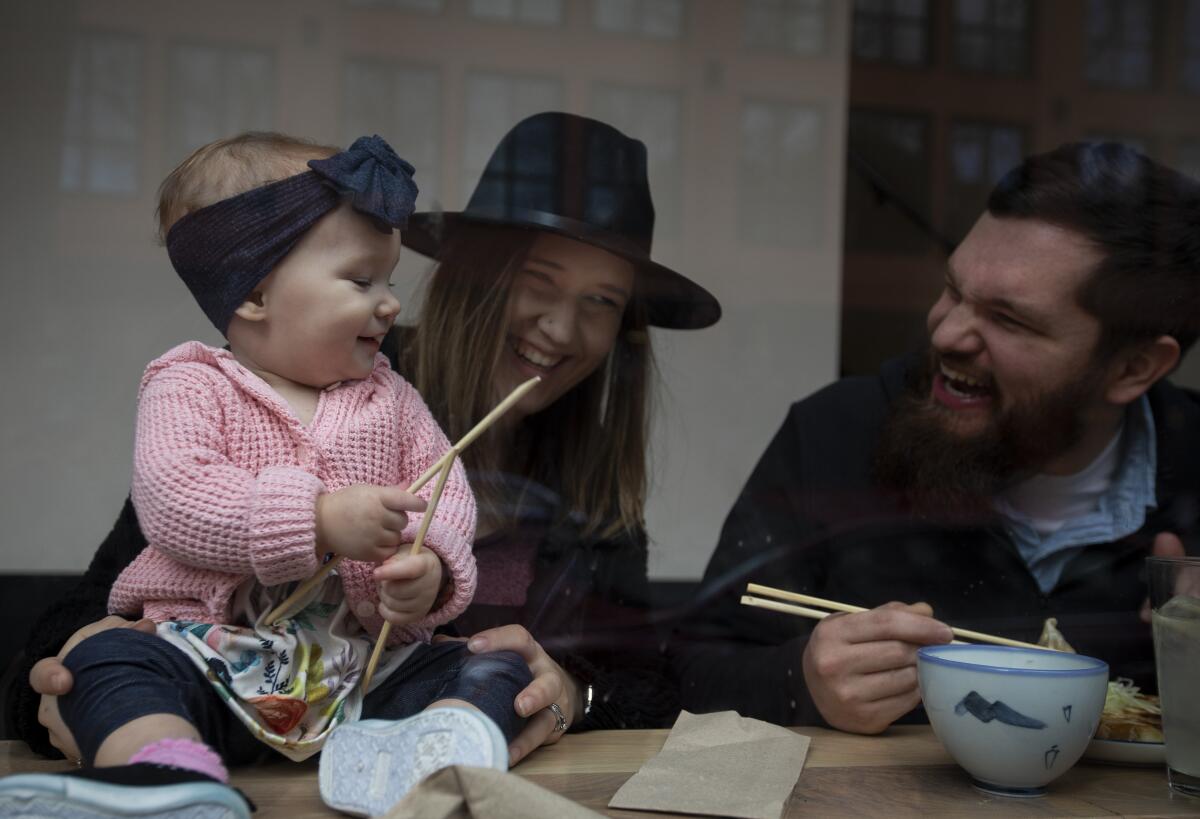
873,351,1101,520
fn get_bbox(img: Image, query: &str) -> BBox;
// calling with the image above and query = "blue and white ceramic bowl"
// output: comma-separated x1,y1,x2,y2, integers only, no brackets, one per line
917,645,1108,797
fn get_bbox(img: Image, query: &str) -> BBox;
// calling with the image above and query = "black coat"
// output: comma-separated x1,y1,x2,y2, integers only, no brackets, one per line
670,356,1200,727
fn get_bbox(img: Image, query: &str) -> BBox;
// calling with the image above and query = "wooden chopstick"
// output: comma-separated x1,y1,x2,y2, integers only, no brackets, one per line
360,454,457,693
262,449,454,624
743,583,1047,651
264,376,541,625
741,594,962,646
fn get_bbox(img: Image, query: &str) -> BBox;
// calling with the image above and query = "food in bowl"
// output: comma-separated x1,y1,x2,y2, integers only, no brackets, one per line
917,644,1109,797
1036,617,1163,743
1095,678,1162,742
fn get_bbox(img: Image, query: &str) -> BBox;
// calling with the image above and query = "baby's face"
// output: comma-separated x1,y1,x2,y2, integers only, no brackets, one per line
255,202,402,387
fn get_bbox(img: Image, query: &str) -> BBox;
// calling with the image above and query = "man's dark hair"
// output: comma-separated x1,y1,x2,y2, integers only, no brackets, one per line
988,141,1200,361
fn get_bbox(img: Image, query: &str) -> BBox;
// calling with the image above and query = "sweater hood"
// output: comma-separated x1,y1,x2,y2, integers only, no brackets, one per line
140,340,392,397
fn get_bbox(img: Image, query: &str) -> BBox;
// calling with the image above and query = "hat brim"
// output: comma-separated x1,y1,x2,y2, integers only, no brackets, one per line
401,211,721,330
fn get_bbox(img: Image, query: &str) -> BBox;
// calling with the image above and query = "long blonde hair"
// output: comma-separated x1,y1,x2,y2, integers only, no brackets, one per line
406,224,653,539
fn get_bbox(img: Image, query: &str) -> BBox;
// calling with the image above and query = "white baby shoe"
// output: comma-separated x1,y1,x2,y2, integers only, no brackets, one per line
319,707,508,817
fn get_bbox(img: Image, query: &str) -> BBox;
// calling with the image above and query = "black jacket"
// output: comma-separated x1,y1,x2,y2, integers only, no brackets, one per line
670,356,1200,727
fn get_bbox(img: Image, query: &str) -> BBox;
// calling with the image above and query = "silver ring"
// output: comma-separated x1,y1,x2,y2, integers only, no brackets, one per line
547,702,567,732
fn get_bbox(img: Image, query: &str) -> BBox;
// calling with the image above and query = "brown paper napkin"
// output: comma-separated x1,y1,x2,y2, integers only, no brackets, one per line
383,764,603,819
608,710,810,819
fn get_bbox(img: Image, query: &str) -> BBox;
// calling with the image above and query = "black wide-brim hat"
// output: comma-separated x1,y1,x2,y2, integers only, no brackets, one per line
402,111,721,330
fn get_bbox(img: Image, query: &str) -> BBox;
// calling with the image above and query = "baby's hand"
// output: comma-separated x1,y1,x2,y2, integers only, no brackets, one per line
315,485,426,564
374,547,445,626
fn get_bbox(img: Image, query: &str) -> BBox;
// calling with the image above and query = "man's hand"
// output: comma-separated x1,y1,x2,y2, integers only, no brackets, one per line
802,601,953,735
1141,532,1190,623
315,485,426,563
374,547,444,626
33,615,157,760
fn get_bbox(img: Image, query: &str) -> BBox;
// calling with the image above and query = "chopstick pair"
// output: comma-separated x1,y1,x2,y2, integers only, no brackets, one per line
740,582,1046,650
262,376,542,693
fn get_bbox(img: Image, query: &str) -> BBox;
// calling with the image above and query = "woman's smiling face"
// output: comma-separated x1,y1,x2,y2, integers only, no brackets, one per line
496,232,635,421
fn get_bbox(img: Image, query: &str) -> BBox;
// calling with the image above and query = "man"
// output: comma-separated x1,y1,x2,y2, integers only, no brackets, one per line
671,142,1200,734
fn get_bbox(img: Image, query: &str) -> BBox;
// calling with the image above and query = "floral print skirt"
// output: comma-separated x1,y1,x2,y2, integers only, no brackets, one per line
156,573,417,761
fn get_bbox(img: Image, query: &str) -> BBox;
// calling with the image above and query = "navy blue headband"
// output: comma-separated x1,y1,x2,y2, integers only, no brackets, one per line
166,135,417,335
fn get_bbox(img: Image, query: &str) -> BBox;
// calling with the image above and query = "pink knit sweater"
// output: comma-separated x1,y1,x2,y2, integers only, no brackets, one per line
109,342,477,646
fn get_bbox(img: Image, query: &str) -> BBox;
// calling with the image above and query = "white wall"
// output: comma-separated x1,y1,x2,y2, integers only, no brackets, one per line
0,0,852,579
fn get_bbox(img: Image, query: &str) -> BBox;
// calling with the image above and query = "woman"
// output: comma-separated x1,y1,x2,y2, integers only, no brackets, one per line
12,112,720,766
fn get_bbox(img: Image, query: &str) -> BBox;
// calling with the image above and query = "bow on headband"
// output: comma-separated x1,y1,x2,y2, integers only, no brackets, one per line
167,135,418,335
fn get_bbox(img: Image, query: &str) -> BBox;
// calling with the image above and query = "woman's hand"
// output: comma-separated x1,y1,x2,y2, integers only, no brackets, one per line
456,625,584,765
32,615,157,760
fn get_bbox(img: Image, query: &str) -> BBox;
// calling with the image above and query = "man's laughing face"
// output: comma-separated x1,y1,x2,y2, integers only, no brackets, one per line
874,213,1113,514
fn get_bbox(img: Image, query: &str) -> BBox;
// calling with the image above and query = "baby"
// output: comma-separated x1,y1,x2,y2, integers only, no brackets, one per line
0,133,530,819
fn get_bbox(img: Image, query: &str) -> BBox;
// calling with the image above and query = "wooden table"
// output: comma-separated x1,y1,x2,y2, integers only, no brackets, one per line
3,727,1196,817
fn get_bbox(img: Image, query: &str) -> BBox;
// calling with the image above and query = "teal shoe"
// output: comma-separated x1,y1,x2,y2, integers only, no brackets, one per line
0,763,253,818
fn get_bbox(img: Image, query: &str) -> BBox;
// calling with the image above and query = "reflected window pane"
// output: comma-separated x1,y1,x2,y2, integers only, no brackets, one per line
167,44,275,167
988,129,1023,182
346,0,444,9
470,0,515,19
995,0,1025,27
853,0,930,64
593,0,683,39
744,0,829,55
952,0,1029,75
956,0,988,25
344,60,442,207
463,72,563,204
947,120,1025,241
891,22,925,63
952,132,984,183
469,0,562,24
592,84,683,236
1183,0,1200,91
60,32,142,194
1084,0,1156,88
739,100,825,247
1177,139,1200,181
845,108,931,253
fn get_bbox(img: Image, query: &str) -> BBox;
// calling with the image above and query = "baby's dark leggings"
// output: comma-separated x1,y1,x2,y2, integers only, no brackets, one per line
57,628,532,765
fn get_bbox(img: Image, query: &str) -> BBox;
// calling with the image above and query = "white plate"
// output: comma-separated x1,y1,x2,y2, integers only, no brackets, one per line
1084,737,1165,766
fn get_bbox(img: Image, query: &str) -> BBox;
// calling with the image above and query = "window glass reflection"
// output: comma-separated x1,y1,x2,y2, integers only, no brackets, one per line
1084,0,1156,89
470,0,563,25
844,109,930,254
853,0,929,65
344,60,442,207
739,100,825,247
168,44,274,165
60,33,142,194
1183,0,1200,91
346,0,443,9
591,84,683,236
952,0,1029,75
744,0,828,56
947,120,1025,241
593,0,684,40
463,72,563,204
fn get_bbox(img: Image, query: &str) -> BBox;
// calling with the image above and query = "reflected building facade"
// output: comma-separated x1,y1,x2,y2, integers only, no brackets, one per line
841,0,1200,376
